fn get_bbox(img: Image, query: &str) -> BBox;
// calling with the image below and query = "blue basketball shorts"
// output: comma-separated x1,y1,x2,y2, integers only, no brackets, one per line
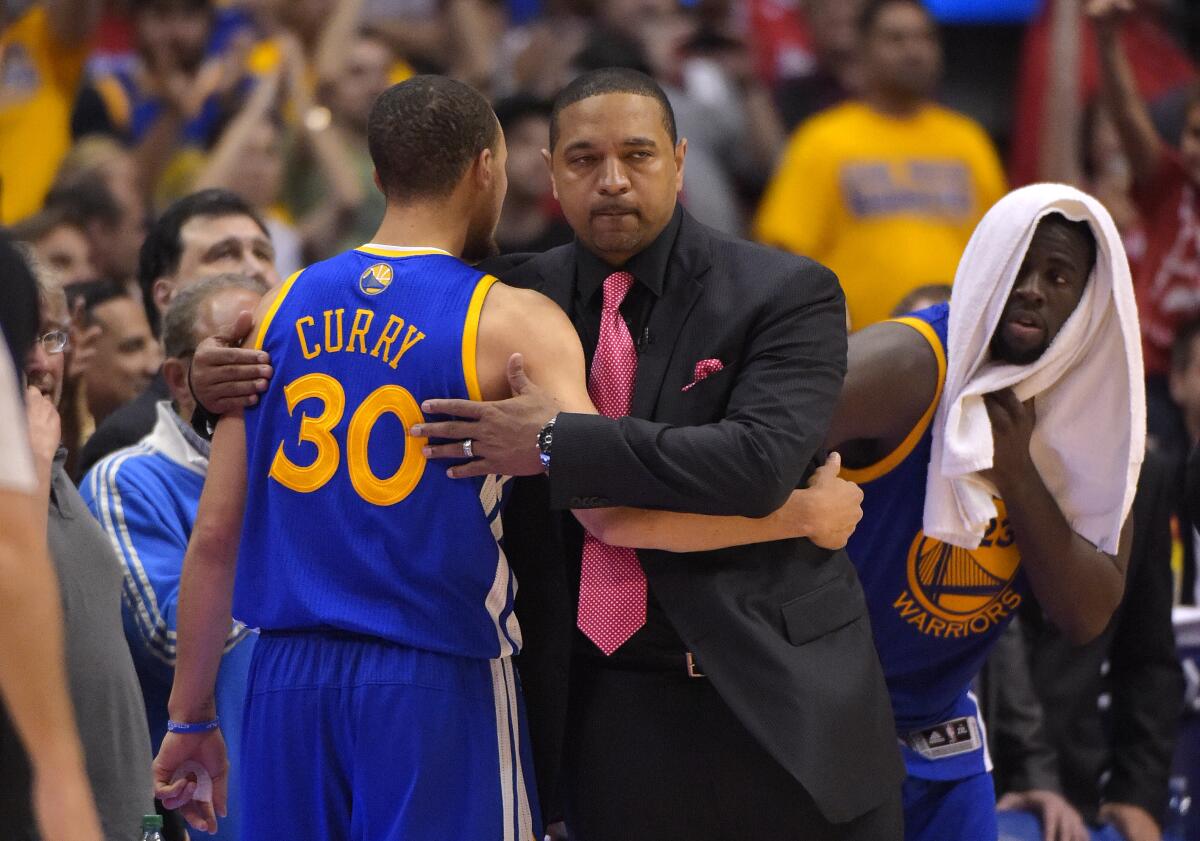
238,631,539,841
903,771,998,841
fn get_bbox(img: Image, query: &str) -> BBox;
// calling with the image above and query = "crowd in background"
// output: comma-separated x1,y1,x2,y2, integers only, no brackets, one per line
2,0,1200,839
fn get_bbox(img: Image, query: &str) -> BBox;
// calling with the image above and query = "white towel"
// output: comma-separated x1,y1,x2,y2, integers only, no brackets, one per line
923,184,1145,554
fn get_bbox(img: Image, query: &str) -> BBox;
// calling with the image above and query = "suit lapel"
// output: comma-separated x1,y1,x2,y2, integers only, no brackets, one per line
631,212,712,419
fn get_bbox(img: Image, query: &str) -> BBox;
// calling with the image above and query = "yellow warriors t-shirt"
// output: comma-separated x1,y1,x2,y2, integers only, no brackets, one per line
754,101,1007,329
0,6,89,223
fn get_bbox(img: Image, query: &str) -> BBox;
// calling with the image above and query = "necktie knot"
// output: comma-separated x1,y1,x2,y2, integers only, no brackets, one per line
602,271,635,312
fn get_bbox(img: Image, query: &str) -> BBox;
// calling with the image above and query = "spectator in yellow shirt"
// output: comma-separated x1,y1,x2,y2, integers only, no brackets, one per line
0,0,101,224
754,0,1007,329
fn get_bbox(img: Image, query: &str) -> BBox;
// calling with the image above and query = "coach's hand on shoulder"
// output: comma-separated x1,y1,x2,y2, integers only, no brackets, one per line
416,354,559,479
191,310,274,415
153,729,229,836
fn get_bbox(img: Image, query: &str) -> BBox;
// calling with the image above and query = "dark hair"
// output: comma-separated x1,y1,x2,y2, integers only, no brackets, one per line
367,75,499,203
130,0,211,15
138,189,268,335
1173,316,1200,374
549,67,676,151
0,234,41,369
66,279,130,327
43,173,123,231
493,94,553,134
858,0,930,36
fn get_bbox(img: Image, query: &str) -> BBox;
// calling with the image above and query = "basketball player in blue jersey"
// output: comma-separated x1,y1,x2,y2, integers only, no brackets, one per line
150,75,865,841
821,213,1133,841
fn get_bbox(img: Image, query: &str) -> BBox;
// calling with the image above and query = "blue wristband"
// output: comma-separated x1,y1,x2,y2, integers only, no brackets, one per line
166,717,220,734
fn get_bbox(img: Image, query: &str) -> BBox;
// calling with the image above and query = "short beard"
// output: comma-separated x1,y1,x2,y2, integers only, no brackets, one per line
989,332,1046,366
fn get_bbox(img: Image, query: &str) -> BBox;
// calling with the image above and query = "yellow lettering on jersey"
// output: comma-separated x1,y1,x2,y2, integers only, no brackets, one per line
324,308,345,352
296,316,321,359
389,324,426,369
347,309,374,353
369,314,406,363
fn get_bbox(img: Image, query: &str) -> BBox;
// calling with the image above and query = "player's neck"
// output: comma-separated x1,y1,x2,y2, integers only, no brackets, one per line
370,206,468,258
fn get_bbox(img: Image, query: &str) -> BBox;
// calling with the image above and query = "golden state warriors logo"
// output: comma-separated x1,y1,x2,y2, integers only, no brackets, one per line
892,501,1023,638
359,263,393,295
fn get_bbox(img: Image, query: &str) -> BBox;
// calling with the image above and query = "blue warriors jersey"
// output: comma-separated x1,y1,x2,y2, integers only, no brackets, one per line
234,245,521,660
844,303,1030,780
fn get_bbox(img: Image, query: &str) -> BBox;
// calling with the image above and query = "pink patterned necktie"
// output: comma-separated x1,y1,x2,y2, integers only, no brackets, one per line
577,270,647,655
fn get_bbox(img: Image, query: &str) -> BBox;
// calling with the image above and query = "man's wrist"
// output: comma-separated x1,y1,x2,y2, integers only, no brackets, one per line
537,414,558,473
168,698,217,722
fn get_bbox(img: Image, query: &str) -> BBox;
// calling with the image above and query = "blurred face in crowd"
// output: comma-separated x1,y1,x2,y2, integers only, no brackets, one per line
330,36,393,133
33,223,98,285
462,128,508,264
25,286,70,408
153,213,279,315
228,122,284,211
1181,100,1200,187
163,285,263,419
547,92,685,266
989,217,1095,366
862,1,941,106
809,0,864,72
505,114,552,204
135,0,212,74
97,159,148,281
84,295,161,422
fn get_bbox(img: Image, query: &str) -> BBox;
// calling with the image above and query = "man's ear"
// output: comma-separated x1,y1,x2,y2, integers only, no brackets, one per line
541,148,558,200
152,278,174,316
373,169,385,196
674,137,687,194
475,147,496,190
162,356,188,404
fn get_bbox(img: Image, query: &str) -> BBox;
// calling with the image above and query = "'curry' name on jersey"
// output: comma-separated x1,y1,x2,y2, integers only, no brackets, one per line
291,306,427,369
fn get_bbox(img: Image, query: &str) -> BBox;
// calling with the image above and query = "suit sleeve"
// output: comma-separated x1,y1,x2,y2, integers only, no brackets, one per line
1103,456,1185,821
548,262,847,517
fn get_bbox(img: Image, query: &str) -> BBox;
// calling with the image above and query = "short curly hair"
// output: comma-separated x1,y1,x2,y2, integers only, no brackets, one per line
367,75,499,203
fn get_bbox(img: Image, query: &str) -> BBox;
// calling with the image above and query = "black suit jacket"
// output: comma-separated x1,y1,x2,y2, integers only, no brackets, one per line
497,210,904,824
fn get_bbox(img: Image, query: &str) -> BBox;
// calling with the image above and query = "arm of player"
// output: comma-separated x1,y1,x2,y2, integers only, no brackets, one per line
983,389,1130,644
579,453,863,552
155,287,280,834
154,414,244,835
422,284,863,550
825,320,940,453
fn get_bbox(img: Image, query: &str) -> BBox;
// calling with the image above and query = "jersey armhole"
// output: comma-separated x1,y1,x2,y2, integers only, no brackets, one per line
841,316,947,484
252,269,305,350
462,274,500,402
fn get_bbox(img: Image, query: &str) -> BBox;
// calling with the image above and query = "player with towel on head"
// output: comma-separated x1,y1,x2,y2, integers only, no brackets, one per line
825,183,1145,841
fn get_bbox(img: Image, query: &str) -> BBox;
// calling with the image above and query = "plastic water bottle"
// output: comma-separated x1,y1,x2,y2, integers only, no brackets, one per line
140,814,164,841
1163,776,1191,841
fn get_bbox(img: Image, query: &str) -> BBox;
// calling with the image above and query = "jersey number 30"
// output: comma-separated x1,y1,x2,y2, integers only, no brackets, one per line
269,373,427,506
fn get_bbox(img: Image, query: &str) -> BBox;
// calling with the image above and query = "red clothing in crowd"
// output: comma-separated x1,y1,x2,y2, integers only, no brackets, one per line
1133,148,1200,376
1010,10,1195,187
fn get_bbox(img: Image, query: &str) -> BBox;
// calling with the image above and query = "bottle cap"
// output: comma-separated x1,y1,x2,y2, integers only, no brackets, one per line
142,814,164,830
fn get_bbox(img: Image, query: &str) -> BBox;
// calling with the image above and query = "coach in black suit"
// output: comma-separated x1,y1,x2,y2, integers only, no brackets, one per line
419,69,904,840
